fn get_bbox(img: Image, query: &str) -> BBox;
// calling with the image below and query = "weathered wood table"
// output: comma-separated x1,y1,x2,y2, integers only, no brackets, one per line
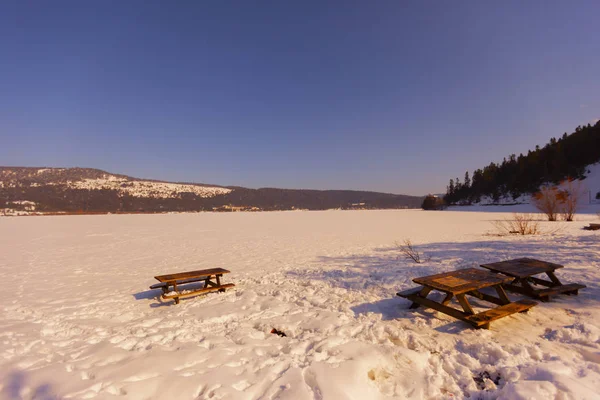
150,268,234,304
480,258,586,301
397,268,537,329
584,223,600,231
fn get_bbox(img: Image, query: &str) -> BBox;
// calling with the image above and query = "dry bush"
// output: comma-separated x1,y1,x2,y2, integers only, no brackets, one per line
396,239,424,263
558,179,584,221
492,213,541,235
532,186,562,221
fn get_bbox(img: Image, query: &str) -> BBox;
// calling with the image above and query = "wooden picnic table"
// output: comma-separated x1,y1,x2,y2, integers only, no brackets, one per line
150,268,234,304
480,258,586,301
584,223,600,231
397,268,537,329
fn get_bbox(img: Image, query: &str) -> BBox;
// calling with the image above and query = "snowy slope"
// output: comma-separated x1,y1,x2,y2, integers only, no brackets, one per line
462,162,600,208
0,210,599,399
67,176,231,198
0,168,231,199
582,162,600,203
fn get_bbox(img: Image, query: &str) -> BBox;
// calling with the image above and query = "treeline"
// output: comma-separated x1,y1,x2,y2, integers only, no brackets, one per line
0,186,424,213
445,121,600,204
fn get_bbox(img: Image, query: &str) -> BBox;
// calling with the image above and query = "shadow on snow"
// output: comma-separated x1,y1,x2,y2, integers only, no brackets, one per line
287,235,599,326
2,370,58,400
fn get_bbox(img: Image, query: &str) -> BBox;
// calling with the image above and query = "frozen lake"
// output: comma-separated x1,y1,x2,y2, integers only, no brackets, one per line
1,210,599,399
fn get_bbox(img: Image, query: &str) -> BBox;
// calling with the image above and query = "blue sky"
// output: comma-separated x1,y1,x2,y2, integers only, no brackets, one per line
1,1,598,195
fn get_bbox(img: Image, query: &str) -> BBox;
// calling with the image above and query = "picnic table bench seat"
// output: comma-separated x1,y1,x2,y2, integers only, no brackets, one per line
396,286,425,298
150,267,234,304
535,283,586,298
465,299,537,327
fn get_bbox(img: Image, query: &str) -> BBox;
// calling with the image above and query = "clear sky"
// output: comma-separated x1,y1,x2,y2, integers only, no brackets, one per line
1,1,599,195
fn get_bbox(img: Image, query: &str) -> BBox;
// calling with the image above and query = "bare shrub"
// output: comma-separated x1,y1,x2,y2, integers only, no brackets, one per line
558,179,584,221
396,239,424,263
492,213,541,235
532,186,562,221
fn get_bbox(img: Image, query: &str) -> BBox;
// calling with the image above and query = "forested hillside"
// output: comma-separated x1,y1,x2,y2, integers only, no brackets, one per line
444,121,600,204
0,167,423,214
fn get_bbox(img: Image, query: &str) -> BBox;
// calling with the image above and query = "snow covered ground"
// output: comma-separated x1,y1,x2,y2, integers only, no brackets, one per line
1,209,599,399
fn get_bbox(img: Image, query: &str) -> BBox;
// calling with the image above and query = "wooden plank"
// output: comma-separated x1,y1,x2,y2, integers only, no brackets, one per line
527,276,554,287
501,282,536,297
480,258,564,278
466,299,537,327
205,280,218,288
537,283,586,298
409,287,432,309
519,279,536,293
412,268,511,295
162,283,235,301
396,286,425,298
456,294,475,315
155,268,231,282
545,271,562,285
441,292,453,305
404,293,472,323
150,282,167,289
466,290,505,306
494,285,511,305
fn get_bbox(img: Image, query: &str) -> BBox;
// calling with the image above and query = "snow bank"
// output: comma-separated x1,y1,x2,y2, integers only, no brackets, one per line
0,209,599,399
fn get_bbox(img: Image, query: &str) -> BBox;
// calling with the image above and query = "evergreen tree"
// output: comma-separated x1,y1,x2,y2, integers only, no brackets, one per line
443,122,600,204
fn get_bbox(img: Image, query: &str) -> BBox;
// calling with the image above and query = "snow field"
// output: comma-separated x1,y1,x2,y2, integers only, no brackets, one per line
0,210,599,399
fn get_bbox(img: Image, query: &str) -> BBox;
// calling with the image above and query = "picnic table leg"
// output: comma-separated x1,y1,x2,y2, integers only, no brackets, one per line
519,279,537,295
466,289,506,306
456,294,475,315
546,271,563,286
494,285,511,305
441,293,453,305
409,287,432,309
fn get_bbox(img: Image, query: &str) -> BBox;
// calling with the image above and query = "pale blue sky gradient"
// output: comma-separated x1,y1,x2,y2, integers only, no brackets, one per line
1,1,599,195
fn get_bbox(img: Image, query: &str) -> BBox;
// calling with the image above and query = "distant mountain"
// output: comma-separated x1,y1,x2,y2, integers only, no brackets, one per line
0,167,423,214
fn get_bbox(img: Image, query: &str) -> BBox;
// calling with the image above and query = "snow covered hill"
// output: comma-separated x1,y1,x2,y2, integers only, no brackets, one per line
582,162,600,203
0,167,424,214
463,162,600,207
0,167,231,199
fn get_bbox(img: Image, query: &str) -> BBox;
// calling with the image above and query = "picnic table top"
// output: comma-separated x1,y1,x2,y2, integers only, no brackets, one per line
155,268,230,283
412,268,512,295
480,258,564,278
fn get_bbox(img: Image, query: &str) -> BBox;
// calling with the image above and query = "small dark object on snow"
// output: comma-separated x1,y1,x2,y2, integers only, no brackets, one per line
583,223,600,231
473,371,501,390
270,328,286,337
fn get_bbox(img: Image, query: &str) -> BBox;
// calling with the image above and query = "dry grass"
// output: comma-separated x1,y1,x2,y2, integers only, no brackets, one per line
491,213,541,236
559,179,584,221
396,239,427,263
532,186,562,221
